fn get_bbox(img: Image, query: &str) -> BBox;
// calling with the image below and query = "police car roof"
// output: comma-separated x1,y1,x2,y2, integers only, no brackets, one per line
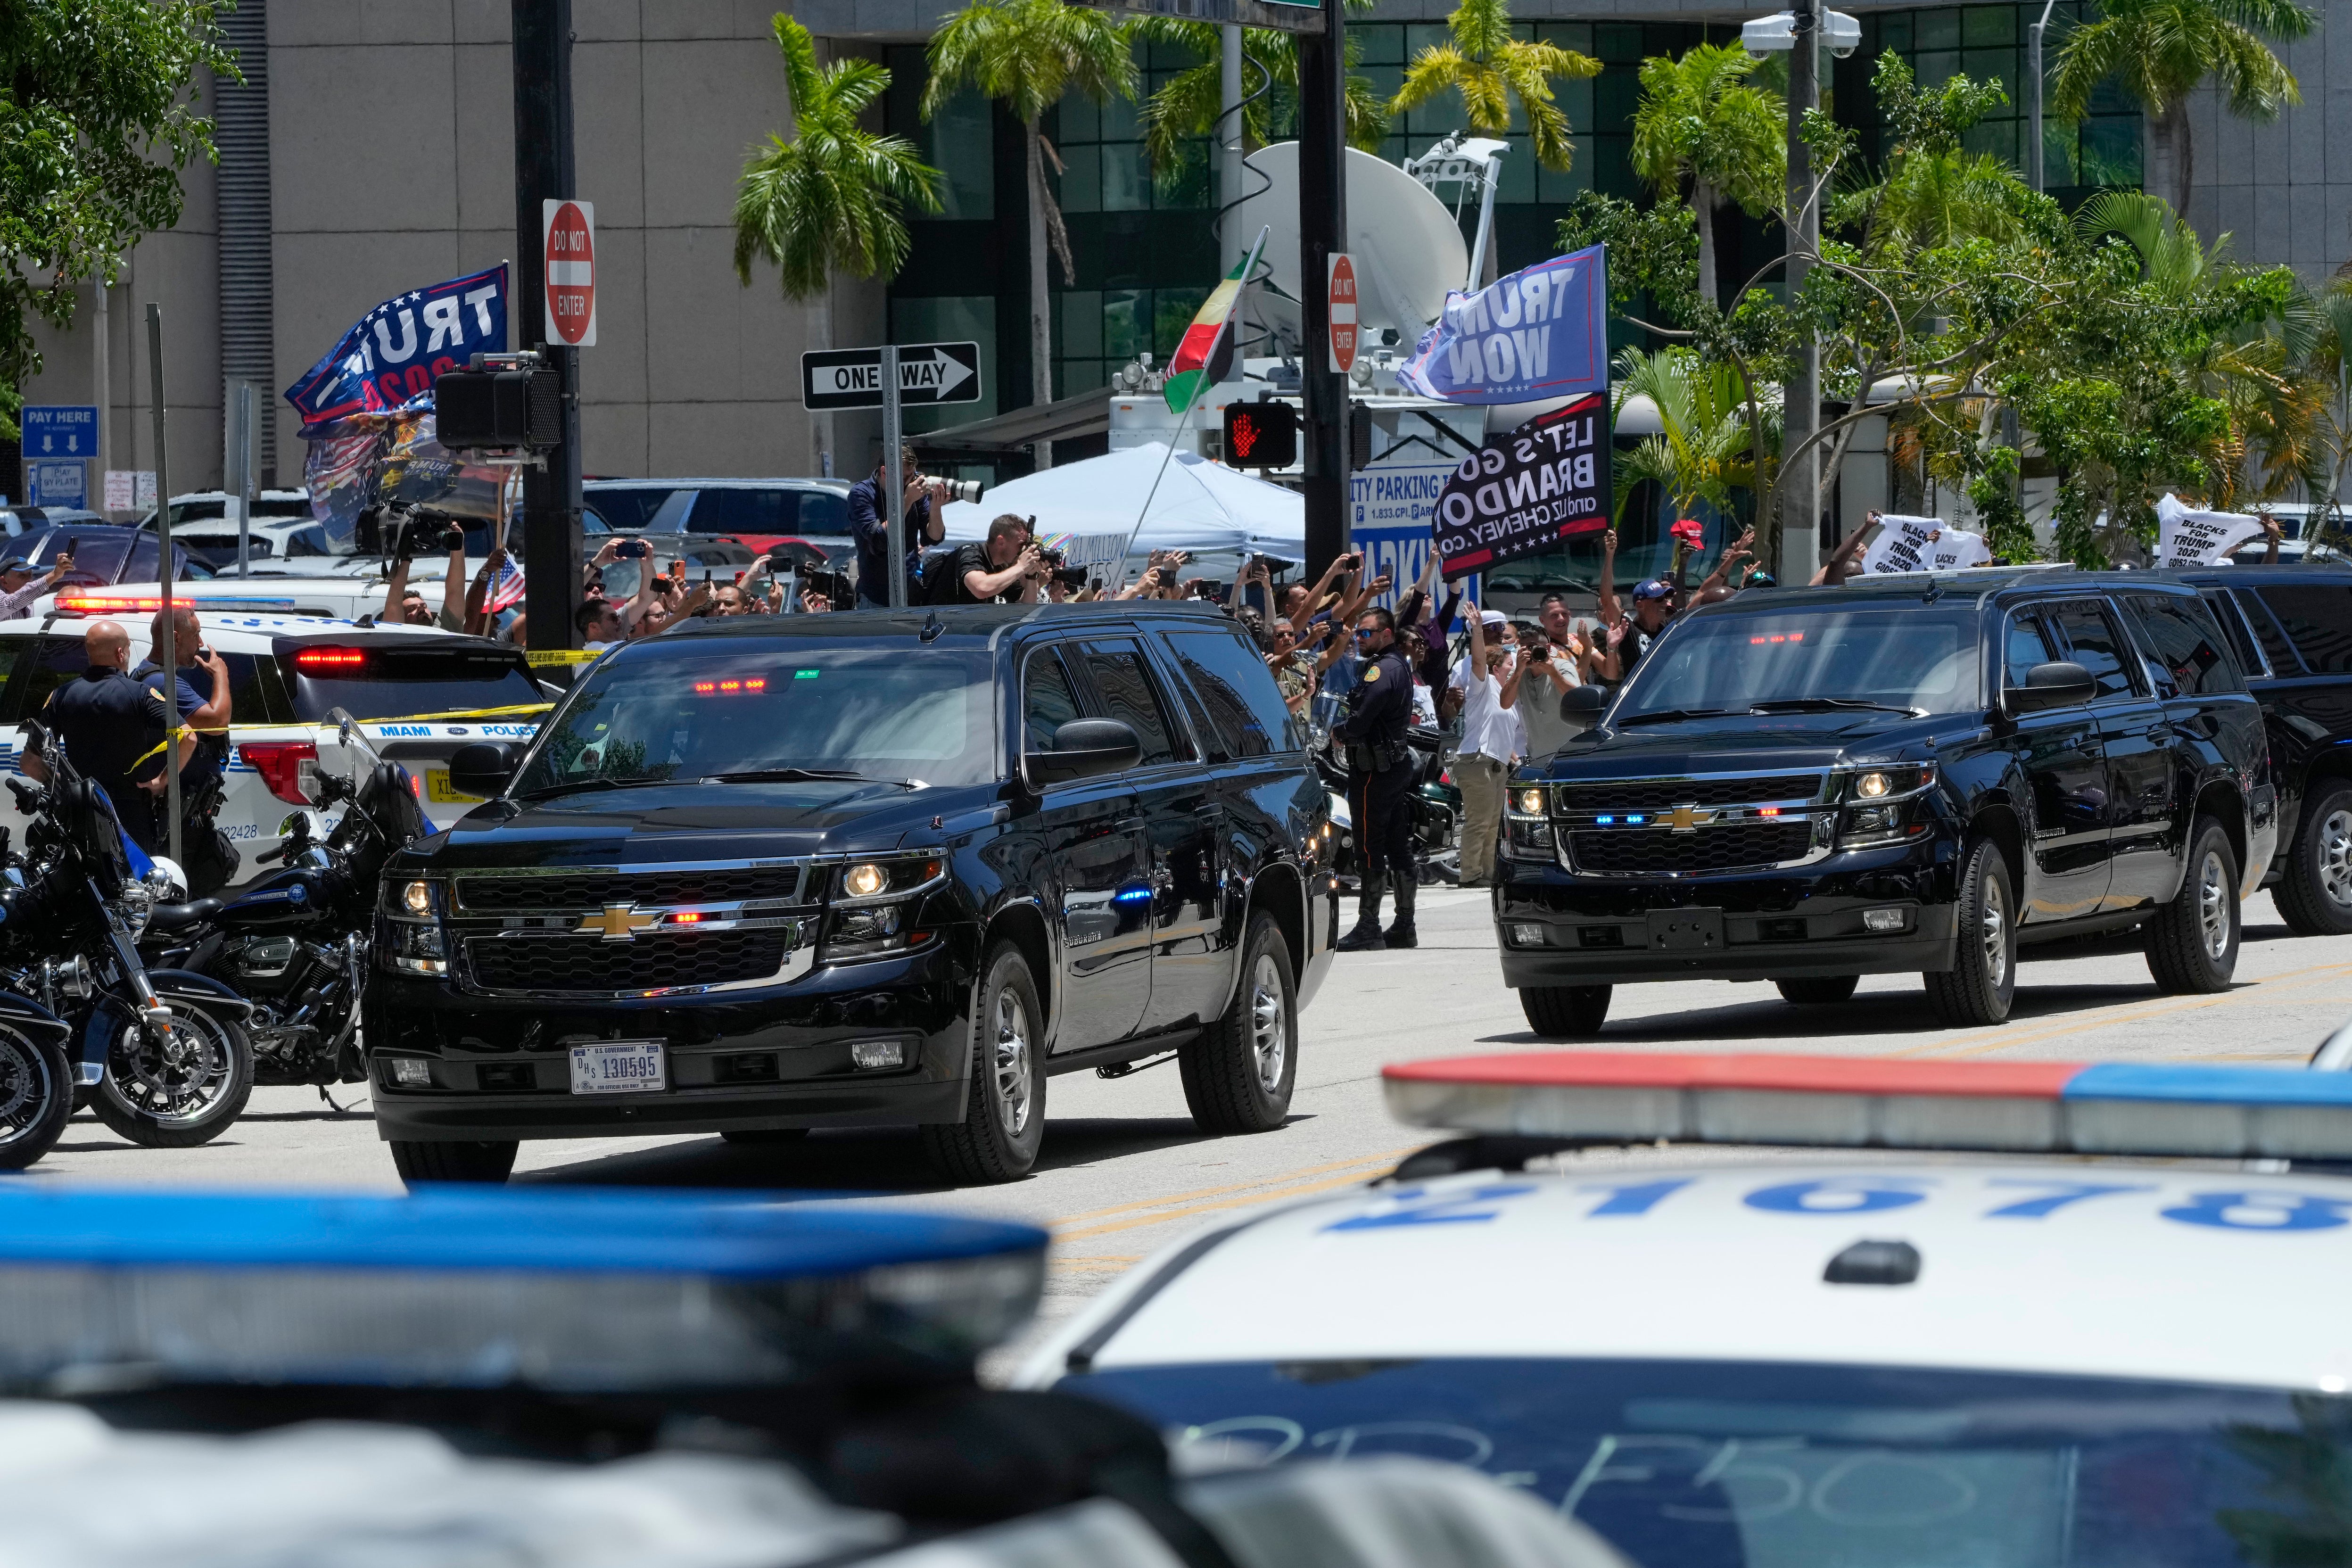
1021,1157,2352,1393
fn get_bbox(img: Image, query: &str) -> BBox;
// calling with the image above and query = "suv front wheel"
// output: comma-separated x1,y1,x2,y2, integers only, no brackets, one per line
2276,779,2352,936
2147,817,2240,994
923,943,1047,1184
1924,838,2015,1027
1180,913,1298,1135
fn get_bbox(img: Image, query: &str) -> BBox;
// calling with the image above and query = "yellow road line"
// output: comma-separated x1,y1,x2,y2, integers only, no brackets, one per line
1879,957,2352,1060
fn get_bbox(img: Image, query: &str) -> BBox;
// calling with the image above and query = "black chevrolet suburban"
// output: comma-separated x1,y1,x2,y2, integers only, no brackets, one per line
1500,570,2275,1033
366,604,1336,1186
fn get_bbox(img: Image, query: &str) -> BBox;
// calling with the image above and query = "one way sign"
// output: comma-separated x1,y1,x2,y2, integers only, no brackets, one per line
801,342,982,410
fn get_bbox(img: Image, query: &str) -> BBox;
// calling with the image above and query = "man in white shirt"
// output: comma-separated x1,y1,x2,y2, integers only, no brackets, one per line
1448,609,1526,888
0,552,70,620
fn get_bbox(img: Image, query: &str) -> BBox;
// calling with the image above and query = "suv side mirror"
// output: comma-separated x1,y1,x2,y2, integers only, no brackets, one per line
1026,718,1141,785
1561,685,1608,716
2005,660,2096,714
448,741,523,798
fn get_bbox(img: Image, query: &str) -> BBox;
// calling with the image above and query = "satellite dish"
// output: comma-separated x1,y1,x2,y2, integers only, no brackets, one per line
1233,143,1467,339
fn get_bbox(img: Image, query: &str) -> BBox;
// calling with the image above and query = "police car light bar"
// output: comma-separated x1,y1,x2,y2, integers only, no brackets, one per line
53,595,197,613
1383,1051,2352,1161
0,1186,1046,1393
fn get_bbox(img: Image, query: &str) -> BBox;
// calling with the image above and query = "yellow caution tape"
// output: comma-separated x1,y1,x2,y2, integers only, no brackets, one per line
527,649,604,667
125,701,556,771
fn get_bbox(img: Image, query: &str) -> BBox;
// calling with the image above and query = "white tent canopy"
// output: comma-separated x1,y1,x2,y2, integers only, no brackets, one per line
938,442,1305,578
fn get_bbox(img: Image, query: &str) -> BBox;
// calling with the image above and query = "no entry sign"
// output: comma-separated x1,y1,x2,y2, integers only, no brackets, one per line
543,198,596,347
1328,253,1358,374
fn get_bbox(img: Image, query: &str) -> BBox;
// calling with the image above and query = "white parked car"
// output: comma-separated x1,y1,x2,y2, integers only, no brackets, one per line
1022,1048,2352,1568
0,611,546,881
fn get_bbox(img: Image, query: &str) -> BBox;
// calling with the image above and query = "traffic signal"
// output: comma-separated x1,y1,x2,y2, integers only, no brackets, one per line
1223,400,1298,470
436,362,562,451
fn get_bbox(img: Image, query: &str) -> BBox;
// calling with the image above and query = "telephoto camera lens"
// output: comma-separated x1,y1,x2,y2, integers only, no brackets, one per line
947,479,984,505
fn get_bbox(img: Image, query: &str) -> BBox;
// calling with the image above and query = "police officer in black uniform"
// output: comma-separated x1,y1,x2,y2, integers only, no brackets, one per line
27,619,171,854
1334,606,1418,951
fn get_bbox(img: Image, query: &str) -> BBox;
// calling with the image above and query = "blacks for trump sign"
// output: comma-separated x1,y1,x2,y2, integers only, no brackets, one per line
1433,393,1611,575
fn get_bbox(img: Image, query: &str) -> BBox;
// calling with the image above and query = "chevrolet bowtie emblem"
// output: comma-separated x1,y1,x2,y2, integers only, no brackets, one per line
581,902,660,941
1666,804,1715,834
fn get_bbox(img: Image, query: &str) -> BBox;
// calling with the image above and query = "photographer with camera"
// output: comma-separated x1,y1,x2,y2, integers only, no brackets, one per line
849,444,952,608
577,536,660,650
925,514,1041,606
380,517,470,630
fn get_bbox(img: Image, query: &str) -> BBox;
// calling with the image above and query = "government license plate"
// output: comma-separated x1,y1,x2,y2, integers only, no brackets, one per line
569,1040,666,1095
425,767,482,805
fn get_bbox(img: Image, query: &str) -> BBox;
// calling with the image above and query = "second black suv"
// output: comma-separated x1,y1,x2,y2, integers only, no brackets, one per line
366,603,1335,1187
1501,571,2276,1033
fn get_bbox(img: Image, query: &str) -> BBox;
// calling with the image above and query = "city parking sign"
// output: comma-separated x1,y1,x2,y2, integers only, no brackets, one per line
21,406,97,459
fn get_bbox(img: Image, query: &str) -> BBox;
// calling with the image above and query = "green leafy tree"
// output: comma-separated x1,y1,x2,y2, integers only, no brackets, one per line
1134,14,1389,177
1610,346,1764,525
0,0,233,436
734,16,943,301
2049,0,2313,215
1390,0,1600,173
926,0,1136,420
1628,44,1784,306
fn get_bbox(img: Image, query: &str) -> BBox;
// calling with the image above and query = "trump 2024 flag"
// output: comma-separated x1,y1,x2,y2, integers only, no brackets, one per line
1163,230,1268,416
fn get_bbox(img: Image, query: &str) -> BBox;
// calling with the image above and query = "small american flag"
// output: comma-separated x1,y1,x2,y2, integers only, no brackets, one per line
486,558,526,614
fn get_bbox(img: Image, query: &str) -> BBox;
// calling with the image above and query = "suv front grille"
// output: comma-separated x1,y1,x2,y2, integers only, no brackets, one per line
456,867,804,911
466,930,791,992
1558,775,1823,813
1569,821,1813,875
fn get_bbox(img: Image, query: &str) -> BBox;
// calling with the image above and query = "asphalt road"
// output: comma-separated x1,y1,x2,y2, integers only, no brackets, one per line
32,887,2352,1368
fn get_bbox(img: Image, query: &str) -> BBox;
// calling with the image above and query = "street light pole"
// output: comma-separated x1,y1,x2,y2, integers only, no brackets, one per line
1778,0,1820,586
2026,0,2058,195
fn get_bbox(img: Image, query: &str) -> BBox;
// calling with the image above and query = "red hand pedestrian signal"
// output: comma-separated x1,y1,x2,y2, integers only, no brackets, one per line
1222,400,1297,470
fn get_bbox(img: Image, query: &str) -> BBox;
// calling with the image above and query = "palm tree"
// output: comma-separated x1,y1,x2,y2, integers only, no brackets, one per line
1135,15,1389,176
732,15,943,300
2049,0,2313,215
1389,0,1600,173
1627,44,1783,306
1834,148,2037,257
925,0,1136,438
1610,346,1764,527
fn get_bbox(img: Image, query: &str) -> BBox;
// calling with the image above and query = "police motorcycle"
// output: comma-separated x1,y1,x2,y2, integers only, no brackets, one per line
2,720,255,1148
141,757,430,1095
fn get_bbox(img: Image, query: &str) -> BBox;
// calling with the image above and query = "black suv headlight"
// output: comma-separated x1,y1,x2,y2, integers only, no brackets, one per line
821,854,947,962
1503,784,1556,859
1839,767,1935,849
383,878,448,976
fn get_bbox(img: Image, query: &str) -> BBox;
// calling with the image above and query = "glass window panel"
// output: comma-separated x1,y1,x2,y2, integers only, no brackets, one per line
2041,119,2079,187
1963,6,2015,45
1059,358,1106,396
1596,23,1642,61
1405,23,1450,60
1359,62,1404,101
1557,75,1594,125
1539,140,1595,203
1102,140,1149,210
1918,9,1961,48
922,88,995,219
1408,86,1467,137
1103,290,1147,362
1962,47,2018,95
1059,290,1102,359
1915,49,1961,88
1539,21,1594,52
887,298,997,433
1962,119,2020,169
1059,143,1101,214
1060,92,1099,144
1499,135,1537,201
1099,91,1141,142
1155,288,1207,358
1357,22,1404,65
1880,13,1913,50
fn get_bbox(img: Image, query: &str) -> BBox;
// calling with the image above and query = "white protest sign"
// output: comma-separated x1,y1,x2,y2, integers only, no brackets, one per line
1857,513,1943,574
2155,493,2268,568
1928,529,1992,571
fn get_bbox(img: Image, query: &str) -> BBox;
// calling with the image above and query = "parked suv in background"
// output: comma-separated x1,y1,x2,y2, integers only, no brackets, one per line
368,602,1335,1188
1500,571,2275,1035
582,479,853,561
2176,566,2352,935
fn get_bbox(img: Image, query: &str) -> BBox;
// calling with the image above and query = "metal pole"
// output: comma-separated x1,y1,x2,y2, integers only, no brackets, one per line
883,345,905,609
90,277,107,512
2026,0,2057,195
1778,0,1821,586
1466,150,1503,290
231,381,257,578
513,0,584,651
145,302,181,869
1296,0,1349,580
1221,26,1245,275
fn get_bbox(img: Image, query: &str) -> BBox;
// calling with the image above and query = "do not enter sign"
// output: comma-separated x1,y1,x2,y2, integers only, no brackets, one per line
1328,252,1358,374
543,198,597,347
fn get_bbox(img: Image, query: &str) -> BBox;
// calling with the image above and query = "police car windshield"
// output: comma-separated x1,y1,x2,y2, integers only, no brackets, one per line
283,645,541,722
514,646,997,792
1064,1358,2347,1568
1615,608,1982,721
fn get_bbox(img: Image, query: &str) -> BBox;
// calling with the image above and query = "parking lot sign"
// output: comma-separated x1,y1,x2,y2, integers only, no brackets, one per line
22,405,97,460
29,461,86,508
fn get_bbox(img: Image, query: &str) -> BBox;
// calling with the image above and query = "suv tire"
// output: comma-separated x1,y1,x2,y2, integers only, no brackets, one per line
1924,838,2015,1027
1776,975,1860,1005
389,1139,519,1186
923,943,1047,1184
1521,984,1611,1037
1181,912,1298,1135
2277,780,2352,936
2147,816,2240,994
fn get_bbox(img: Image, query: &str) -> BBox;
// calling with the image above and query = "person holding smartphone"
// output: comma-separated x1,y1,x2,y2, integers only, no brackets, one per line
577,537,659,649
0,544,74,620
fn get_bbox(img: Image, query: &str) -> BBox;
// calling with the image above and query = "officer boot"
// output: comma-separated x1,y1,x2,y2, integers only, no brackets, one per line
1336,875,1388,951
1382,873,1419,949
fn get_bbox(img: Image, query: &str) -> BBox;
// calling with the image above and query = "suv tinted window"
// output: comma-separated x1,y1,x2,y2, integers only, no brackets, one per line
1077,640,1178,766
8,635,87,721
2004,612,2055,684
1023,646,1081,755
689,488,799,537
2122,594,2245,697
2198,589,2268,677
2256,585,2352,673
2049,603,2137,700
798,490,849,534
1166,628,1299,758
581,487,680,535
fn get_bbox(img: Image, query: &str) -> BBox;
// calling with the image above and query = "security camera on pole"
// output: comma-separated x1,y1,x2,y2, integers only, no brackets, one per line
1743,1,1857,586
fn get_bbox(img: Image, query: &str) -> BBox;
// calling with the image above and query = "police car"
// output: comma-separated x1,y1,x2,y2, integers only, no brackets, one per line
0,608,545,880
1020,1048,2352,1568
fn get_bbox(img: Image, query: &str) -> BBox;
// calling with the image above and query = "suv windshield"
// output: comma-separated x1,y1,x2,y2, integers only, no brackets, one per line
1063,1358,2350,1568
514,645,998,792
1616,606,1982,720
281,644,542,722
